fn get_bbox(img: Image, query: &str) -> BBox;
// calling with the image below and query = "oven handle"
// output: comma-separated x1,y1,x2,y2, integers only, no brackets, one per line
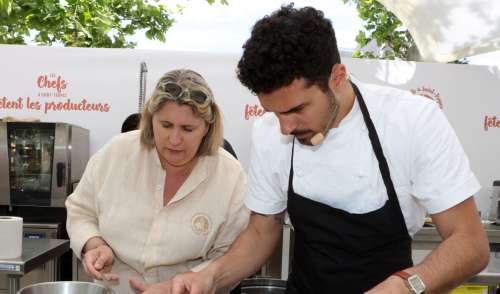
57,162,66,187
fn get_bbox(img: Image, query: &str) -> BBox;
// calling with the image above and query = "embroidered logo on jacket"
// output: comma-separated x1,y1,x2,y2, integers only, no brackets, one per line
191,214,211,235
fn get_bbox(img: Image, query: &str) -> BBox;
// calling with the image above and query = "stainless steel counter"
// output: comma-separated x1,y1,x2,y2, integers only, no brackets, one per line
0,238,69,294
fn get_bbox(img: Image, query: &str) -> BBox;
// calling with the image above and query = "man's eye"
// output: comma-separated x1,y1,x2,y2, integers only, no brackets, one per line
283,105,303,115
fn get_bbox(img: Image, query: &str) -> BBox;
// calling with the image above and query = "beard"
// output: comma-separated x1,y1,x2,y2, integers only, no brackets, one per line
291,130,314,145
294,90,338,146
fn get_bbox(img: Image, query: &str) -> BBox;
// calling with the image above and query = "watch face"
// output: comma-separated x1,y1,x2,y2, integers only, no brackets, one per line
408,275,426,294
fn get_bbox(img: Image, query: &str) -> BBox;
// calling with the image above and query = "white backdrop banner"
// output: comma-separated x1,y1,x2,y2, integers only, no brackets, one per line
1,45,499,215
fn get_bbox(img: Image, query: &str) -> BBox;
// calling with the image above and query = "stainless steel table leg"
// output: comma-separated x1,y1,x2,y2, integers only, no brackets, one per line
8,275,20,294
281,225,291,280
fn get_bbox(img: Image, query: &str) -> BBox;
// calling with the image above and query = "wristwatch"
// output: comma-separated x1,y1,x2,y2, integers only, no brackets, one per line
392,270,426,294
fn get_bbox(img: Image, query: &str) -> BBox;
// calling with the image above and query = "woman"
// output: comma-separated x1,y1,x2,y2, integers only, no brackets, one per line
66,69,249,294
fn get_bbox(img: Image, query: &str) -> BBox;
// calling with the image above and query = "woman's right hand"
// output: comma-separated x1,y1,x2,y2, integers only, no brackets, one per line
82,244,119,281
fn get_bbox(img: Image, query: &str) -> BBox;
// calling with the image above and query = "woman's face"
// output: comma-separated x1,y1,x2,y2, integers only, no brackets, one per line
152,101,209,168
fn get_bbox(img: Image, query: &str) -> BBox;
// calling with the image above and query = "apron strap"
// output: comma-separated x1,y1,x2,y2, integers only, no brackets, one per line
352,82,409,235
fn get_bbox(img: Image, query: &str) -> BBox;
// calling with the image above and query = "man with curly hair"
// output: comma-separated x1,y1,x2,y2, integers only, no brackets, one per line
138,4,488,294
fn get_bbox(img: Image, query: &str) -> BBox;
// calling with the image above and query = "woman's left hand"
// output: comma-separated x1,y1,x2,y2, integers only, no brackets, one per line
129,277,176,294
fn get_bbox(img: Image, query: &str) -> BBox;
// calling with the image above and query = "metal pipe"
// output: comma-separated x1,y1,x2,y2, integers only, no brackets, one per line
466,272,500,285
138,62,148,112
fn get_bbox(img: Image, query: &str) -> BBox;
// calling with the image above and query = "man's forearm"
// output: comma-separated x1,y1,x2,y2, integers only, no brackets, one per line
408,230,489,294
207,213,284,289
406,198,489,294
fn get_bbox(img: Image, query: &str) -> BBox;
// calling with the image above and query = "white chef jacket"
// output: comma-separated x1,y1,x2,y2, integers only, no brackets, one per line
245,81,480,236
66,130,249,293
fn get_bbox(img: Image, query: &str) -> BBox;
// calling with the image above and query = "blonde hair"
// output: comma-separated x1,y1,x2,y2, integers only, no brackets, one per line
140,69,223,156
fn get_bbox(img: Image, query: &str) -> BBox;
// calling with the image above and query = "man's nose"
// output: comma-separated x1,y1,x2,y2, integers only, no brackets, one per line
278,115,296,135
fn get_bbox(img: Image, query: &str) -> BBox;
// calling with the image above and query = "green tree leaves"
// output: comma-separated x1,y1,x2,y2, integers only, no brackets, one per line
0,0,13,17
342,0,418,60
0,0,226,48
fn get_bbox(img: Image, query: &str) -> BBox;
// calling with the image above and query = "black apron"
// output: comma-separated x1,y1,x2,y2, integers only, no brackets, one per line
285,83,413,294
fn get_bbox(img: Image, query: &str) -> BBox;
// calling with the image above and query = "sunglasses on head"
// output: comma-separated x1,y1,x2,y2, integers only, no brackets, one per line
162,82,209,105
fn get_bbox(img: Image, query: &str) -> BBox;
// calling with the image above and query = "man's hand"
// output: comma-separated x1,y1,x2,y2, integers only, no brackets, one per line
170,270,216,294
129,271,216,294
129,278,175,294
82,244,118,281
364,275,410,294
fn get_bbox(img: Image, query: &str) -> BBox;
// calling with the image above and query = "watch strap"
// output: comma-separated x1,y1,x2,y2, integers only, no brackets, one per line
393,270,412,280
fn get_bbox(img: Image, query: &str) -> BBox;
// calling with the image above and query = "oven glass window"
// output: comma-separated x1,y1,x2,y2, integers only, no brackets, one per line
7,123,55,206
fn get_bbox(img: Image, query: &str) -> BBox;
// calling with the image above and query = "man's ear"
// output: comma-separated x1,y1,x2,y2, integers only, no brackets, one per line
329,64,347,90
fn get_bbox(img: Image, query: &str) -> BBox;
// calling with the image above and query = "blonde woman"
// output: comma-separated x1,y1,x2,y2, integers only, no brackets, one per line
66,69,249,294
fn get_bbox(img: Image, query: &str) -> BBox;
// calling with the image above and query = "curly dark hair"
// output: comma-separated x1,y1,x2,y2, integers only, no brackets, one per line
237,4,341,95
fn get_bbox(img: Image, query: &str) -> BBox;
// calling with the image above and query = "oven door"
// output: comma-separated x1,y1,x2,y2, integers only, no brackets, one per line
5,122,56,206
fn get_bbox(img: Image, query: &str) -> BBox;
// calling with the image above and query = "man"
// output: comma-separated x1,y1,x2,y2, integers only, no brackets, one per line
133,4,489,294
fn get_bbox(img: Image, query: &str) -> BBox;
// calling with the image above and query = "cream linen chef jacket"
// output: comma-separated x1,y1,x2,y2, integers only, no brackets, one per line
66,130,249,293
245,81,480,237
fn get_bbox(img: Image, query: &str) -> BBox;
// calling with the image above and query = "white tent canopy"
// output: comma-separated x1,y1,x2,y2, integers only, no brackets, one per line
379,0,500,62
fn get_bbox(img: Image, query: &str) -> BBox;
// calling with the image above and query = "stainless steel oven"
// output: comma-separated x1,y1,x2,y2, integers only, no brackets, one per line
0,122,89,207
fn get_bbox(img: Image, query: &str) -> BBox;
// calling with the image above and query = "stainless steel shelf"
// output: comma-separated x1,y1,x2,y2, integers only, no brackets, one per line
467,273,500,286
0,239,69,275
0,238,69,294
